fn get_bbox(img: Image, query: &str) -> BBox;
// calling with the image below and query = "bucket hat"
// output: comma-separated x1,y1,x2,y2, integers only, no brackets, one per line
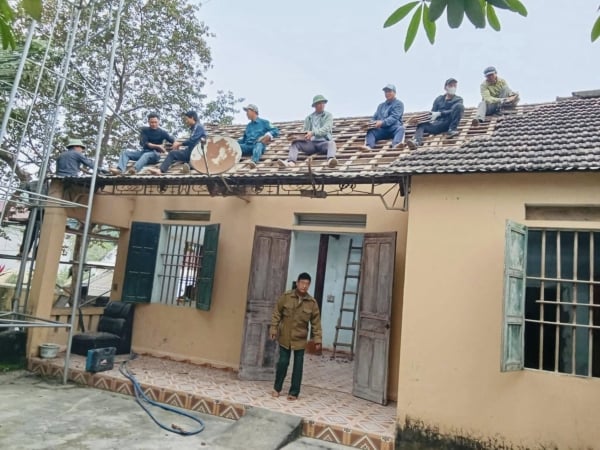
311,95,328,107
66,138,86,149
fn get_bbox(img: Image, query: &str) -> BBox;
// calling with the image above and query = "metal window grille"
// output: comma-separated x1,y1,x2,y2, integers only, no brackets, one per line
156,225,204,307
524,229,600,377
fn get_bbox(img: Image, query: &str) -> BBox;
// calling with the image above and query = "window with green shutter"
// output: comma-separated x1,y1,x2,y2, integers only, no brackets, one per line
122,222,161,303
502,221,600,378
196,224,220,311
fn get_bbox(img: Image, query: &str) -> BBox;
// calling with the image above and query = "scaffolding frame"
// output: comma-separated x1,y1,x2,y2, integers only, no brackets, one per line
0,0,126,384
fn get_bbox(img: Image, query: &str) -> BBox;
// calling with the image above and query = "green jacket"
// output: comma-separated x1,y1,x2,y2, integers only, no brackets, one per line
303,111,334,141
270,289,322,350
480,77,516,104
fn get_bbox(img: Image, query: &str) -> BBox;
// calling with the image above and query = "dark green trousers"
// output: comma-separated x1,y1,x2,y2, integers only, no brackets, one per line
274,346,305,397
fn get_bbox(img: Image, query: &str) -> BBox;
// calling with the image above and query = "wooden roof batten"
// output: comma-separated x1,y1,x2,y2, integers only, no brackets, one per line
56,94,600,204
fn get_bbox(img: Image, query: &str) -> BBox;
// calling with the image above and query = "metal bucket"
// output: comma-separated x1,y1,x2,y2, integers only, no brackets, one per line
39,343,60,359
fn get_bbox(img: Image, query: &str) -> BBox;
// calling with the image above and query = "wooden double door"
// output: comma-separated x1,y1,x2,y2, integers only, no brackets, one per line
238,226,396,405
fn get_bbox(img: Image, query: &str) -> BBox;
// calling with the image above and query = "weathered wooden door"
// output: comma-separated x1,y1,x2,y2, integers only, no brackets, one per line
239,226,291,380
353,232,396,405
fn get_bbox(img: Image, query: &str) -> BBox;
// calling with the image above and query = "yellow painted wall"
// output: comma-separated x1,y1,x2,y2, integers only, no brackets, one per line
88,188,408,399
398,172,600,448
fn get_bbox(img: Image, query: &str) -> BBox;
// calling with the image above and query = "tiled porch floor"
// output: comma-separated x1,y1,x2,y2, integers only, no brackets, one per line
29,350,397,449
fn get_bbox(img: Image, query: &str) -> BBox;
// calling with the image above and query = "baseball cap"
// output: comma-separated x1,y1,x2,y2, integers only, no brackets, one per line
243,104,259,114
382,84,396,92
444,78,458,87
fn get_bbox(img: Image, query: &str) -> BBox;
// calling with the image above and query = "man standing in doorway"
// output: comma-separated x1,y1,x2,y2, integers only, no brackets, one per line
270,272,322,401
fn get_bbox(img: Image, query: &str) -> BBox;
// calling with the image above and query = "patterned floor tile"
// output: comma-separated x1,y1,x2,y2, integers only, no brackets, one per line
29,351,396,449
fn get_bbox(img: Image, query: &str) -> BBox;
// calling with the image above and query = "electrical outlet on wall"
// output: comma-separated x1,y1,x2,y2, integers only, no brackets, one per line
327,294,335,303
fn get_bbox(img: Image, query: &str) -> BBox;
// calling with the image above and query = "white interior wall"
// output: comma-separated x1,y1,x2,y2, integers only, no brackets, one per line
287,231,363,348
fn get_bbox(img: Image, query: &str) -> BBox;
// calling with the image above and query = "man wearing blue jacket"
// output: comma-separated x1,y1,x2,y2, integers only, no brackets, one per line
238,104,279,169
363,84,405,150
406,78,464,149
148,110,207,175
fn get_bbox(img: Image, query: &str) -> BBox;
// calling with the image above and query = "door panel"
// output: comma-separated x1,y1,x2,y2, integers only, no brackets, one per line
239,226,291,380
353,232,396,404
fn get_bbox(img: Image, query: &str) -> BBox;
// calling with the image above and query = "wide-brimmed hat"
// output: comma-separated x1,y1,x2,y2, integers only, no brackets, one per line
66,138,86,149
243,104,259,114
311,95,328,107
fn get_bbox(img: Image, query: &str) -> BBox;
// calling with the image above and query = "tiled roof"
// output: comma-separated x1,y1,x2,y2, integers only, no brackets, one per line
391,94,600,175
59,92,600,188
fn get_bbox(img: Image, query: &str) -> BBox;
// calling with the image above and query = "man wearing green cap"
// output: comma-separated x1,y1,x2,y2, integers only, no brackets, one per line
473,66,519,125
238,104,280,169
56,139,95,177
277,95,338,169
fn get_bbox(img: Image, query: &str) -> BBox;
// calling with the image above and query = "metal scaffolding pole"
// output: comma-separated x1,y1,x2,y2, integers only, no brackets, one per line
63,0,126,384
10,2,85,317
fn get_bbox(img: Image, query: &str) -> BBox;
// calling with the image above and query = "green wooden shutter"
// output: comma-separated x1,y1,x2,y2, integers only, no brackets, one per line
501,220,527,371
122,222,160,303
196,224,220,310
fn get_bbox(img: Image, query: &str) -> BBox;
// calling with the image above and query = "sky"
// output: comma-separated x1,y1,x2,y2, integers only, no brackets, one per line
198,0,598,123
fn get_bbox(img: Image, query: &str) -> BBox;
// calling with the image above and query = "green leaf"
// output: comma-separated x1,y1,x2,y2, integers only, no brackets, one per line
592,15,600,42
486,3,501,31
21,0,42,21
428,0,448,21
504,0,527,16
464,0,485,28
447,0,466,28
384,1,420,28
422,4,437,44
486,0,511,10
404,4,423,51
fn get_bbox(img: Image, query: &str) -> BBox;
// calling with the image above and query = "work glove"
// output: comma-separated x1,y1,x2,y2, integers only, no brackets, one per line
430,111,441,121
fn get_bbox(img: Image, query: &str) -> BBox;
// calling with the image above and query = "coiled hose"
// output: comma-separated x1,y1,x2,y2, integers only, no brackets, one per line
119,357,205,436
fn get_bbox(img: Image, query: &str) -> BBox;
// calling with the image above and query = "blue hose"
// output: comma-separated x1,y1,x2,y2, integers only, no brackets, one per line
119,356,205,436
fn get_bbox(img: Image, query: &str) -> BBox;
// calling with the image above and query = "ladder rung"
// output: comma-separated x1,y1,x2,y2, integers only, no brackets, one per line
351,246,362,250
340,308,355,312
347,262,361,265
334,343,353,347
343,290,358,295
336,326,354,330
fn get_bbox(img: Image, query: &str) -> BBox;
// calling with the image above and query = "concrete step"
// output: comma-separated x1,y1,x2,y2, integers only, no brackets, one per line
208,406,302,450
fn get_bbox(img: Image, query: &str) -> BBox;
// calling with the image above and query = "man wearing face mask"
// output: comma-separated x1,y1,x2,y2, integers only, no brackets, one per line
406,78,464,149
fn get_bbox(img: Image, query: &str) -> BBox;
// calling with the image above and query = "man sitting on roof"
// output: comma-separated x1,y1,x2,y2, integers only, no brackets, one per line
147,110,207,175
406,78,464,149
56,139,95,177
277,95,338,169
473,66,519,125
238,104,280,169
109,113,174,175
362,84,405,151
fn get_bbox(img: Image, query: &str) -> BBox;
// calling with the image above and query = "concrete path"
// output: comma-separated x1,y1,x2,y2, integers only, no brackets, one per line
0,371,355,450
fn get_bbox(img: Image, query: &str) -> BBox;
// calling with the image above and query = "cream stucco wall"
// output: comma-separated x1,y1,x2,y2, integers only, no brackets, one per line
79,188,407,400
398,172,600,448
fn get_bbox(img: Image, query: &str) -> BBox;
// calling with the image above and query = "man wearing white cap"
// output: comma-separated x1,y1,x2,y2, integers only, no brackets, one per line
363,84,405,150
56,138,95,177
238,104,279,169
278,95,338,169
473,66,519,125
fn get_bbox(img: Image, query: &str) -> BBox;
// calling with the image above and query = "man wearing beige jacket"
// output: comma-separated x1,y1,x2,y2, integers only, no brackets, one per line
270,272,322,401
